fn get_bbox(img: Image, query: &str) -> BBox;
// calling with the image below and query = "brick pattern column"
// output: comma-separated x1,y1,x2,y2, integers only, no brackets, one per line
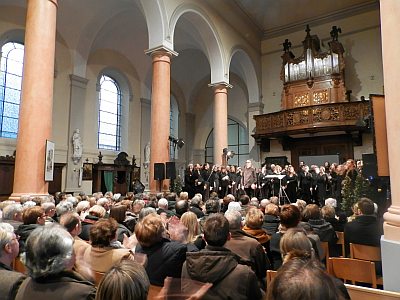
11,0,58,198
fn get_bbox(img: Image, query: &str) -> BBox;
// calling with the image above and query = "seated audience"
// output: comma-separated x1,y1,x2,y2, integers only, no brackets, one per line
224,210,267,286
344,197,382,262
79,205,107,241
41,202,56,224
242,208,270,248
81,218,135,274
135,214,187,286
189,195,204,218
305,204,338,256
95,260,149,300
181,214,263,299
109,205,132,243
1,203,23,231
321,205,346,232
16,206,46,253
262,203,280,235
266,254,348,300
59,212,90,257
0,223,25,300
15,224,96,300
179,211,202,251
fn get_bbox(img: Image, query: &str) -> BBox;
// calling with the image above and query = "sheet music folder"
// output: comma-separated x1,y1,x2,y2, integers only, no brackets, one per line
265,174,286,180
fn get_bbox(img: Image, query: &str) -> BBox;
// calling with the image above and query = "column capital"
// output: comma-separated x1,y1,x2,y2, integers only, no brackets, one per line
69,74,89,89
208,81,233,90
248,101,264,113
145,45,178,58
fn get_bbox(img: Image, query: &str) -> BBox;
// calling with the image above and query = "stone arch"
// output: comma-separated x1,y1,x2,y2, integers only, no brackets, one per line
170,3,226,84
229,47,260,103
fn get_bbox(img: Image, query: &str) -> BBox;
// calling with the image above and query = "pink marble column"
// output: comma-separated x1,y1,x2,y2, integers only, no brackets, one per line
11,0,58,199
148,49,174,193
380,0,400,242
211,84,230,166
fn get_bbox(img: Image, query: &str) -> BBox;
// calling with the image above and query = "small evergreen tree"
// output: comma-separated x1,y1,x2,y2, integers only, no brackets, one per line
170,175,183,195
341,173,374,212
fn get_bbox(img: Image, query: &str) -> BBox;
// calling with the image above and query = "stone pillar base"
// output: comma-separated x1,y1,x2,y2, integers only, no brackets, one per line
381,235,400,292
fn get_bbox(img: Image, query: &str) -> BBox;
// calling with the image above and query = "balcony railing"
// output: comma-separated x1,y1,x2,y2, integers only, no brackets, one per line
254,101,370,138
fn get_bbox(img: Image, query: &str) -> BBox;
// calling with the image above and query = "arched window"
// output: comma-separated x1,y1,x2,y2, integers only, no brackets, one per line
205,118,249,166
0,42,24,138
98,75,121,151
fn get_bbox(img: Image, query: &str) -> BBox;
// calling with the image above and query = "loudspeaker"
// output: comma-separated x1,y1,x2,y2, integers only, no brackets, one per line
166,161,176,180
154,163,165,180
362,153,377,178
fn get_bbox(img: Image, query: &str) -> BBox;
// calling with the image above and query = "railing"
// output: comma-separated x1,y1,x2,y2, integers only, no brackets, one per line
254,101,370,137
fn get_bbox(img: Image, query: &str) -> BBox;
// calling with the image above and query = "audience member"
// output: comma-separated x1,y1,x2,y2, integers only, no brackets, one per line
344,198,382,252
79,205,107,241
16,206,46,253
95,260,149,300
1,203,23,230
242,208,270,247
0,223,25,300
15,224,96,300
81,218,135,274
224,210,267,286
135,214,187,286
181,214,263,299
262,203,280,235
109,205,132,243
180,211,202,251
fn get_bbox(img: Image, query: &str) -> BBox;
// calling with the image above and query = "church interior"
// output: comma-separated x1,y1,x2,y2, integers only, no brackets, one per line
1,0,400,296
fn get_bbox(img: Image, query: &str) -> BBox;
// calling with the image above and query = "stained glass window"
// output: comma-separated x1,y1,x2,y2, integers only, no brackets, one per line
98,75,121,151
0,42,24,138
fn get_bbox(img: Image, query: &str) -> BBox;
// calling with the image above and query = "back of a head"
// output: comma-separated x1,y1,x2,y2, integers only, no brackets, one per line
59,212,81,233
321,205,336,220
245,208,264,230
109,205,127,223
24,223,74,279
307,204,321,220
205,198,220,214
0,222,16,256
280,228,314,262
265,203,279,216
267,258,344,300
135,214,165,248
56,200,74,217
280,205,300,229
90,218,118,247
175,200,189,218
357,198,375,215
2,203,23,221
239,194,250,206
89,205,107,218
203,214,229,247
138,207,156,221
96,260,150,300
157,198,168,210
224,210,242,231
23,206,44,225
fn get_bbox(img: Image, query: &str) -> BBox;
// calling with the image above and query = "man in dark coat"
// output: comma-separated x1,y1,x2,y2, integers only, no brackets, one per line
181,214,262,300
344,197,382,249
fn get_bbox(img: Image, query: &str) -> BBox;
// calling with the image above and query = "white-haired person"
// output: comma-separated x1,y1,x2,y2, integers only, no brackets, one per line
15,224,96,300
41,202,56,224
0,222,25,300
1,203,23,231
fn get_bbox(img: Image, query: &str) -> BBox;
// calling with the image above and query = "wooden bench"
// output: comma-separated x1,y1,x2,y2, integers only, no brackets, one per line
345,284,400,300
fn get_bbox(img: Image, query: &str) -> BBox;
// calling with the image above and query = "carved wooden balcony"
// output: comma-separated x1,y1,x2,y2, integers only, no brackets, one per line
253,101,370,139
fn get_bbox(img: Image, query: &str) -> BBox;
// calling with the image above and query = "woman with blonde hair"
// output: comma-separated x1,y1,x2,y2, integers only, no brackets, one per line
180,211,202,251
243,207,270,248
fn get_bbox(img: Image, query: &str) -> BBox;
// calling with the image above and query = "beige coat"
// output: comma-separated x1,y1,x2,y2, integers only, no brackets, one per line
82,246,134,273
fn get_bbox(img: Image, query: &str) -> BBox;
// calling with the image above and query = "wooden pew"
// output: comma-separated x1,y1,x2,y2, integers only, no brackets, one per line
345,284,400,300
